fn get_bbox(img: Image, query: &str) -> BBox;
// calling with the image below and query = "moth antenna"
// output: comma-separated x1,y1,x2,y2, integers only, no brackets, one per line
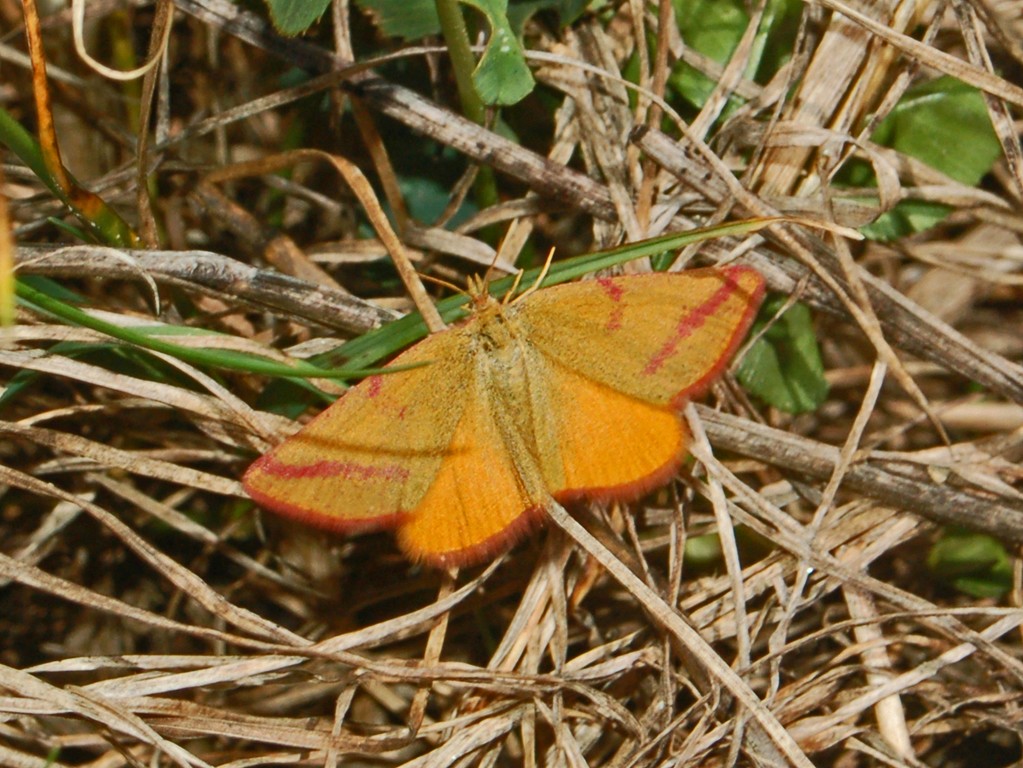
420,272,469,297
502,269,525,306
512,247,556,304
481,237,511,286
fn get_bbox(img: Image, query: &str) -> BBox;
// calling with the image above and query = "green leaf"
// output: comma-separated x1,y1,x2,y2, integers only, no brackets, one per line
669,0,747,107
873,76,1002,186
669,0,801,110
861,76,1002,240
859,200,952,242
460,0,535,105
353,0,441,38
736,297,828,414
265,0,332,35
354,0,535,105
399,176,479,226
928,529,1012,599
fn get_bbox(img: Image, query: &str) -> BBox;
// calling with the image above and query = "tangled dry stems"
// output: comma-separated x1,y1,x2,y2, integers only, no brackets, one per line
2,1,1023,766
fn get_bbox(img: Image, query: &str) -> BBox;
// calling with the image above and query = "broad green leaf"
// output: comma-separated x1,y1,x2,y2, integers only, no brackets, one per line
354,0,441,38
858,199,953,242
354,0,535,105
400,176,479,226
736,297,828,414
873,76,1002,186
670,0,747,107
861,76,1002,240
928,529,1012,599
669,0,801,110
461,0,535,105
265,0,332,35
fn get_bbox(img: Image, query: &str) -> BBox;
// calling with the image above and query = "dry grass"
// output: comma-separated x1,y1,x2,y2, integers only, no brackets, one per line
3,1,1023,766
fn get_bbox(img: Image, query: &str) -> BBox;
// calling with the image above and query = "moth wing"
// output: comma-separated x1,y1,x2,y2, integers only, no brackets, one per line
397,372,548,568
533,356,688,500
515,266,765,407
243,328,471,532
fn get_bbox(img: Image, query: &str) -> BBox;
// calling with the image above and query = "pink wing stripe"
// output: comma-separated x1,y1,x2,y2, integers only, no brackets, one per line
642,272,743,376
253,453,410,482
597,277,625,331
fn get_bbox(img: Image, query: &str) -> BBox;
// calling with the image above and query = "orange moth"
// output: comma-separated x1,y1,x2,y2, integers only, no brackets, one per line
243,266,765,568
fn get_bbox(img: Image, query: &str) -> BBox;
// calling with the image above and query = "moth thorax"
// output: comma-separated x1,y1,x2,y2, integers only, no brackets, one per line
473,301,517,351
